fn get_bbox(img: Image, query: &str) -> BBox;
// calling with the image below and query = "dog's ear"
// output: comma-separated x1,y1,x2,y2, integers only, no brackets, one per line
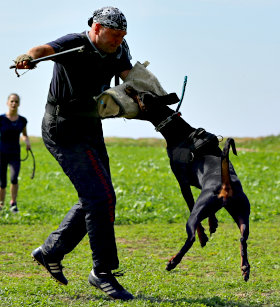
157,93,180,105
142,92,179,106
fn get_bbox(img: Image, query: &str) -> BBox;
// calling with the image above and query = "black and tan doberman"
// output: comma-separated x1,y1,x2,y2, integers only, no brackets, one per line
125,87,251,281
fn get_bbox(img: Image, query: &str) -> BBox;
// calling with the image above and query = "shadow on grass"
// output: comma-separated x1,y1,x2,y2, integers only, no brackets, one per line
135,294,257,307
75,292,263,307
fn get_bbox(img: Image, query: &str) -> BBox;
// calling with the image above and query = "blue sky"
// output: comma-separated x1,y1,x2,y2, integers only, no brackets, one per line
1,0,279,138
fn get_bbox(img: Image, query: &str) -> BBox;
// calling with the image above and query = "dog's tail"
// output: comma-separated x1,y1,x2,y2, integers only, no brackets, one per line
218,138,237,200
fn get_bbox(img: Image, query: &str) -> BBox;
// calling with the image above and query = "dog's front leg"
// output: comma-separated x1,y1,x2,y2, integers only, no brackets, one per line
208,214,218,235
196,224,208,247
166,229,196,271
167,188,223,271
180,184,209,247
166,208,200,271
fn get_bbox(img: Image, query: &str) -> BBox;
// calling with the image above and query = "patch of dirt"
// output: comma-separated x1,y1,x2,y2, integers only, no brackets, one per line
236,147,258,152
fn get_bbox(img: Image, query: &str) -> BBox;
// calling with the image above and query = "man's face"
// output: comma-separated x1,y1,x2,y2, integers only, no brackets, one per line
95,25,126,54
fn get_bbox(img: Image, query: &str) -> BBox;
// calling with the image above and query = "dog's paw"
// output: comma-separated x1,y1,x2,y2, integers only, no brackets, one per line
166,256,179,271
198,232,209,247
197,224,209,247
209,215,218,235
241,265,250,282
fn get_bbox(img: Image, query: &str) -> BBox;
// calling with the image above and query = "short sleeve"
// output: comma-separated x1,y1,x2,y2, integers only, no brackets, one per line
20,116,28,129
47,33,84,53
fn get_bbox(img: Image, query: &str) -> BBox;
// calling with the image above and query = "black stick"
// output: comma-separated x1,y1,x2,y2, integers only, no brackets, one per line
9,45,85,69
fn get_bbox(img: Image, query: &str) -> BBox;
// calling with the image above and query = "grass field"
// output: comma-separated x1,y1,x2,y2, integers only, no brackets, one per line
0,135,279,306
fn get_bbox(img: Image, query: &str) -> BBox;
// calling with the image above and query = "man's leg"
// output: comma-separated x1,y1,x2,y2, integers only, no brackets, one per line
31,202,87,286
38,140,133,299
41,203,87,261
32,140,113,285
41,139,119,270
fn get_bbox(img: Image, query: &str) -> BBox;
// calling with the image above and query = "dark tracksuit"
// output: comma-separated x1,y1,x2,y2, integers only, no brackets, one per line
40,31,132,272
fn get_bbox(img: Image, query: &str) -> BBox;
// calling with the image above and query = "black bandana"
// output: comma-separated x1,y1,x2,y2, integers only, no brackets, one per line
88,7,127,32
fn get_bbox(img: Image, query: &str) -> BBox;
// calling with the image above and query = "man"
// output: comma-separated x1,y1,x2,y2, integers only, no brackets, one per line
15,7,133,300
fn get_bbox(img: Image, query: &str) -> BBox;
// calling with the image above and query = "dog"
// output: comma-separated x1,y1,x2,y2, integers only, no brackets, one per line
124,87,251,281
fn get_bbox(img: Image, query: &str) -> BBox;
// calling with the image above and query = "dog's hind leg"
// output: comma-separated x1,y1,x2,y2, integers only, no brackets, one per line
225,195,251,281
218,138,250,281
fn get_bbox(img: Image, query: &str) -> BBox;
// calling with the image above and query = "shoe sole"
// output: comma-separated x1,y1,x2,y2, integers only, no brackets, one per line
31,253,67,286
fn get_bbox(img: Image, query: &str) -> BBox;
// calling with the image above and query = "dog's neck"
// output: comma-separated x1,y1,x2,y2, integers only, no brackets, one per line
147,104,196,147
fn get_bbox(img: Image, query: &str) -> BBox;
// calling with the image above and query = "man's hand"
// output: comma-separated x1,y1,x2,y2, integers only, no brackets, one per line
13,45,55,70
14,54,36,69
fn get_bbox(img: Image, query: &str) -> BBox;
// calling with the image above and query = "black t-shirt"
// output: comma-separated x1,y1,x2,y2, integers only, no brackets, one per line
0,114,27,154
44,31,132,142
47,31,132,105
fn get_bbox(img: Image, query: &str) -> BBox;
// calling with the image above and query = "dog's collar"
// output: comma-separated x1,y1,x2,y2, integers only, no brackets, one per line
155,112,181,132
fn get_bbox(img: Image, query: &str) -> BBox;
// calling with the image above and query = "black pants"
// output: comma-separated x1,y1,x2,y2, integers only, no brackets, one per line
41,112,119,272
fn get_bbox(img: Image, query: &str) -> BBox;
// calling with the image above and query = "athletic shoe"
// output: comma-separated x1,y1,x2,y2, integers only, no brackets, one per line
10,202,18,213
88,269,134,300
31,246,68,285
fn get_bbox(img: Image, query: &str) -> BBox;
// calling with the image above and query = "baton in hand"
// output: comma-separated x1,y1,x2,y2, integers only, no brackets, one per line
9,45,85,69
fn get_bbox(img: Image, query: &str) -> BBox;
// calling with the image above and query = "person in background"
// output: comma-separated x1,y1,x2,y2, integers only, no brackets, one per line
14,7,133,300
0,93,31,212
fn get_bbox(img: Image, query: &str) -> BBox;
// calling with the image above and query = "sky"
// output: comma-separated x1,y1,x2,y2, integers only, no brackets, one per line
0,0,279,139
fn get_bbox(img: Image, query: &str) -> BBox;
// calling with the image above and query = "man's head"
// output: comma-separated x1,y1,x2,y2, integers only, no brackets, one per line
88,7,127,54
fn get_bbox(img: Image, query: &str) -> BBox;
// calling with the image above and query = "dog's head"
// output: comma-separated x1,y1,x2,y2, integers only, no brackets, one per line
124,86,180,121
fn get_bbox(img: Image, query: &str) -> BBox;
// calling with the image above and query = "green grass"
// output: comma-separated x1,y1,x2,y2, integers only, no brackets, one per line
1,135,279,225
0,135,279,306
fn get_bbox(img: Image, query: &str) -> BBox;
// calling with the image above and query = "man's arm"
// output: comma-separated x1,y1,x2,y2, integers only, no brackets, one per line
15,44,55,69
120,69,130,81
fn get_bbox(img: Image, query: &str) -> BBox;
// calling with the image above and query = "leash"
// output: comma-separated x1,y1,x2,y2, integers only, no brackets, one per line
21,149,36,179
9,45,85,77
155,75,188,131
176,76,188,113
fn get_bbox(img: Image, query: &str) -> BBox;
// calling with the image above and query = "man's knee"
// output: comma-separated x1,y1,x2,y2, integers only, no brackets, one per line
80,193,116,220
